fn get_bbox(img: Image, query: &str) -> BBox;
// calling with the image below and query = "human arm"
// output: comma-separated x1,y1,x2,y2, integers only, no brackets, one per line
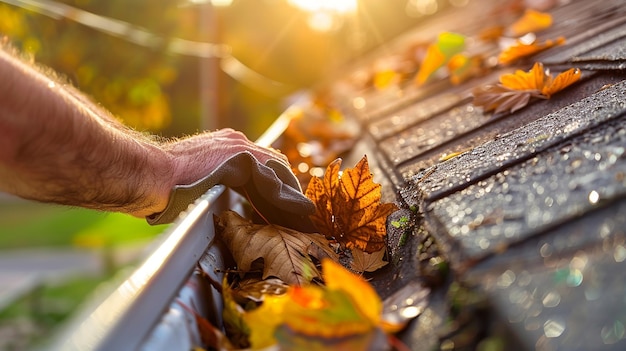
0,45,308,220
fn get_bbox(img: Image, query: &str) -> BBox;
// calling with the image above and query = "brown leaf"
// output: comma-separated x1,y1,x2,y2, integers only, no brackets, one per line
306,156,398,253
472,84,533,114
350,247,388,273
306,158,341,239
215,210,338,285
232,277,289,304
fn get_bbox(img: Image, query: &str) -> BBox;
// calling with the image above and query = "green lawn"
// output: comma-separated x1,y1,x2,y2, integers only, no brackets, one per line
0,199,170,349
0,200,167,249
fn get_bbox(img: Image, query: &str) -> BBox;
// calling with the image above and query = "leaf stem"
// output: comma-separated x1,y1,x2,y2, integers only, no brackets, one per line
242,187,270,225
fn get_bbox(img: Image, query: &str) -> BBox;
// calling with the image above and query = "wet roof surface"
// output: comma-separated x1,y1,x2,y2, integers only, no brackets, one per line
321,0,626,349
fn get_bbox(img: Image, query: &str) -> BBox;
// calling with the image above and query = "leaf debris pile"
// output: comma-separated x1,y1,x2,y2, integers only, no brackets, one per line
198,155,424,350
346,5,580,115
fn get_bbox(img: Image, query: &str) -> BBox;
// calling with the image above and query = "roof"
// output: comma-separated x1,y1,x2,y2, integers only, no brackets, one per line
316,0,626,349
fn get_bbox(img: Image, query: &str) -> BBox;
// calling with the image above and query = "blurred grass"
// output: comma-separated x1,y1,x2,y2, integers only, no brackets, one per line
0,200,166,249
0,276,105,351
0,199,169,349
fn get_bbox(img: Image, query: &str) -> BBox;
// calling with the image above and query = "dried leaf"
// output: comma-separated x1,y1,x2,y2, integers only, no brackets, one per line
215,210,338,285
415,32,466,85
222,279,251,348
307,158,341,240
447,53,485,85
508,9,553,36
414,43,446,85
436,32,466,57
499,36,565,65
177,299,233,350
350,247,388,273
541,67,582,98
500,62,547,91
478,25,505,42
473,62,581,113
232,277,289,304
373,69,402,90
472,84,533,114
243,260,399,349
306,156,398,253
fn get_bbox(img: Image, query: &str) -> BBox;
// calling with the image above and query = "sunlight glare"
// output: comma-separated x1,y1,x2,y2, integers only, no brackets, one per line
287,0,358,14
188,0,233,5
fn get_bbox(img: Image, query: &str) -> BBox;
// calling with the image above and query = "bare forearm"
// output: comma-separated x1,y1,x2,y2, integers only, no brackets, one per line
0,44,296,220
0,46,174,216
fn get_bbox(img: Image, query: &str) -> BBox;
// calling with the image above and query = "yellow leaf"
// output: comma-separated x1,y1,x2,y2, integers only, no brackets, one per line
509,9,553,36
243,260,407,349
447,53,484,85
243,262,379,349
541,67,582,98
323,259,383,326
499,36,565,65
373,69,401,90
243,290,290,349
222,279,252,348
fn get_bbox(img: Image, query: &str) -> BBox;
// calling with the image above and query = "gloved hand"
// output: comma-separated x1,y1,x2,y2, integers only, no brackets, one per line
146,151,315,231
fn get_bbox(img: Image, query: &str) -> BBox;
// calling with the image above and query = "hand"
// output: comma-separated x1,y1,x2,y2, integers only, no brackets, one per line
148,129,315,229
165,128,291,185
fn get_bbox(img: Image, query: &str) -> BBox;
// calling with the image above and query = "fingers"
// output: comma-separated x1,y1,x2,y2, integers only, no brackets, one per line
208,128,289,165
165,128,293,187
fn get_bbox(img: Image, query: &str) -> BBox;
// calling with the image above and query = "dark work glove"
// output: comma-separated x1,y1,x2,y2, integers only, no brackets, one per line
146,151,315,230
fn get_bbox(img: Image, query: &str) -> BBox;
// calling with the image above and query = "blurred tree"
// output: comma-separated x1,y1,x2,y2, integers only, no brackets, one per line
1,0,424,138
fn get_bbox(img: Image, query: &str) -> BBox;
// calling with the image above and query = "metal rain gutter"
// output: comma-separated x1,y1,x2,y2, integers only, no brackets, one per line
47,100,305,351
50,185,229,351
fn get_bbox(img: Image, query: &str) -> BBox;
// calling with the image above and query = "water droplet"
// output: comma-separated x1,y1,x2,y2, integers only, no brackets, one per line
540,243,553,258
525,316,542,331
615,246,626,262
400,306,422,319
601,320,625,345
589,190,600,204
352,97,366,109
497,270,516,288
544,319,566,338
566,269,583,287
542,291,561,307
585,286,600,301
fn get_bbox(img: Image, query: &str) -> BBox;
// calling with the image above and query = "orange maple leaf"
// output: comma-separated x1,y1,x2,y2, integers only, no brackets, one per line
501,62,581,95
306,156,398,253
541,66,582,98
499,36,565,65
473,62,581,113
500,62,548,92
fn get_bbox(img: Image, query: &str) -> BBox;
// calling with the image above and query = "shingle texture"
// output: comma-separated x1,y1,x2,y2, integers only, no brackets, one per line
322,0,626,349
